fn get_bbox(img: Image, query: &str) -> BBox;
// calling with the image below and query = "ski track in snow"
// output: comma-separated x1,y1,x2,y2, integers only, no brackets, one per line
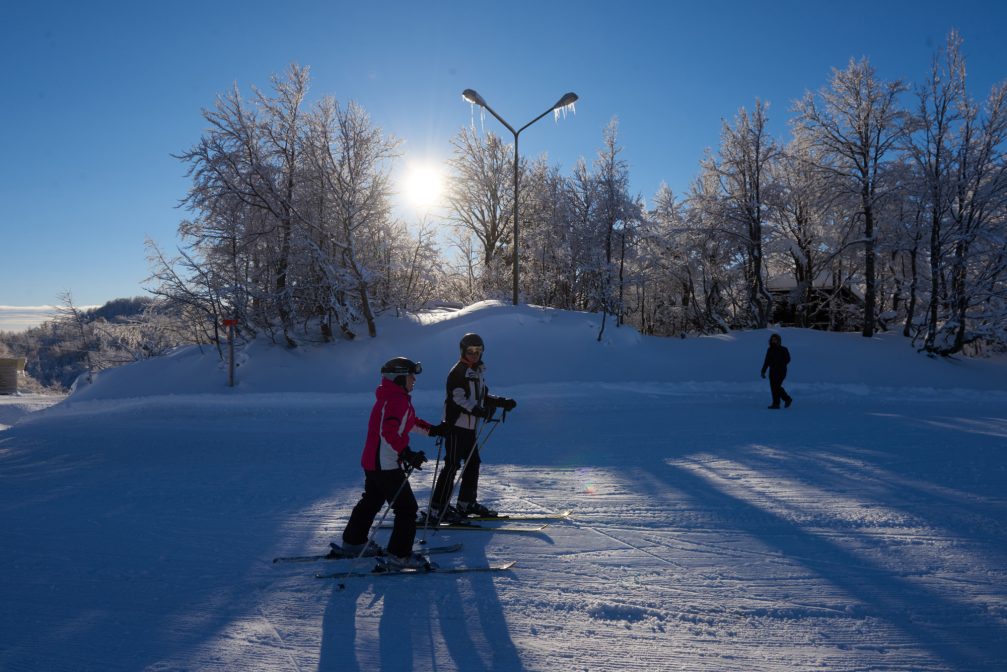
2,317,1006,671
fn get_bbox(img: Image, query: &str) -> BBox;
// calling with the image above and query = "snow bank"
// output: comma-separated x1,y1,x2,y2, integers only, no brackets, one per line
64,302,1007,405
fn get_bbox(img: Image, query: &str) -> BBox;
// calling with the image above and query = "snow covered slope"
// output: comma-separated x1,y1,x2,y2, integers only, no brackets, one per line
2,302,1005,671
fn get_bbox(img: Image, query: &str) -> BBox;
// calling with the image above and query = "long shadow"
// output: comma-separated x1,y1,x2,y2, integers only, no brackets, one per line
662,456,1007,670
713,406,1007,573
428,572,525,672
316,530,523,670
318,580,366,672
425,532,524,672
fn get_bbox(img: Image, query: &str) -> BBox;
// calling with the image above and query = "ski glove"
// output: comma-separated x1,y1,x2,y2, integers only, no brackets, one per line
400,447,427,470
470,405,490,418
486,396,516,413
428,421,450,437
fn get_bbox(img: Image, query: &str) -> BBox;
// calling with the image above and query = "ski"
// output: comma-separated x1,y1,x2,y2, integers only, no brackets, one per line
466,509,572,522
317,559,517,580
273,542,462,564
382,520,551,534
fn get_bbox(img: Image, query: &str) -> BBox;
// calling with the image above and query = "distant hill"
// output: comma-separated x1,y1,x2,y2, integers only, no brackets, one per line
84,297,155,322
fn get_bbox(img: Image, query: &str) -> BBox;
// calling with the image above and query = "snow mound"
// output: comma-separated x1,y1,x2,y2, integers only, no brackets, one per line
63,303,1006,404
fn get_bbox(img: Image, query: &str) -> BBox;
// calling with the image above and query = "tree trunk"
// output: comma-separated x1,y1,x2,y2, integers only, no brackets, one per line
903,244,919,338
949,240,970,354
862,199,877,337
925,205,942,350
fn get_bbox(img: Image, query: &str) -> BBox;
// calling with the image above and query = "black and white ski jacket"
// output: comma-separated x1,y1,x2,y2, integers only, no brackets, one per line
444,359,498,431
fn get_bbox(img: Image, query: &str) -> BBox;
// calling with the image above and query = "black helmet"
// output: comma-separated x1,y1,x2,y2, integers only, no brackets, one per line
381,357,422,382
459,333,484,353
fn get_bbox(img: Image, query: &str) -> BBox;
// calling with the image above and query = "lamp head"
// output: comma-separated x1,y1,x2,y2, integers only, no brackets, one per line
462,89,487,107
553,92,579,110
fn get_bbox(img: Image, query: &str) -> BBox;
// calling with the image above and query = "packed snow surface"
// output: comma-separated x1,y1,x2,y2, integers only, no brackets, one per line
2,302,1005,671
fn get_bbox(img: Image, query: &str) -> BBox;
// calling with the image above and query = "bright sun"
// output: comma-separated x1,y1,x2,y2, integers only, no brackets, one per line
402,163,445,210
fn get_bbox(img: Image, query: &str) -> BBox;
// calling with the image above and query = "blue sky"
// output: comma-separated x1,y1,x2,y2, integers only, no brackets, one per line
2,0,1005,330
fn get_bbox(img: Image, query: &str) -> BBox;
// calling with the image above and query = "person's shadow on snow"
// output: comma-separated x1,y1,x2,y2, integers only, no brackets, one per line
374,542,524,671
318,580,366,672
430,571,524,672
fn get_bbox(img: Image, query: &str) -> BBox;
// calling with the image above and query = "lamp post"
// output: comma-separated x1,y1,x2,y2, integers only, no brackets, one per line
462,89,578,305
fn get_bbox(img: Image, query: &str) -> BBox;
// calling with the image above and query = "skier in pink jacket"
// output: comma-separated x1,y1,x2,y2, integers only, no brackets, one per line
338,357,446,569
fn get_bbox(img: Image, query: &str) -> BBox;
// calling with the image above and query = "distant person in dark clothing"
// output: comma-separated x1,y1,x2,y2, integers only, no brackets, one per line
761,333,792,409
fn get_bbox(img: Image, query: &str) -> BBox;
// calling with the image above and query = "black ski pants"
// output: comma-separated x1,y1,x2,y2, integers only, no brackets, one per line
431,426,479,511
342,468,417,558
769,372,792,408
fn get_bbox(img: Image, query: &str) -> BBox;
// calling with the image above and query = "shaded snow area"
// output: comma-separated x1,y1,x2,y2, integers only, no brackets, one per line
2,302,1006,671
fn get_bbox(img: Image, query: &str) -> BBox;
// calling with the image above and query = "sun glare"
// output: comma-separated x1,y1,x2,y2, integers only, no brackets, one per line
402,162,445,210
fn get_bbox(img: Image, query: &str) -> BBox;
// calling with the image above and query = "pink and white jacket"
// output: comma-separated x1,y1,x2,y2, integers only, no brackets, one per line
361,378,433,471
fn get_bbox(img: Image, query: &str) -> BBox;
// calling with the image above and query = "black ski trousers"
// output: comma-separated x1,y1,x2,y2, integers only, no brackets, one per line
769,372,792,408
431,426,479,511
342,468,417,558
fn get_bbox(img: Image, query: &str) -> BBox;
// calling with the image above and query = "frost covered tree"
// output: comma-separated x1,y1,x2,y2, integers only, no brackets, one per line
517,158,576,308
592,119,641,336
704,100,779,328
160,65,405,345
170,65,313,346
681,167,741,333
908,30,967,352
445,127,515,292
366,218,445,316
565,157,602,310
909,30,1007,354
301,97,401,338
795,58,909,337
870,161,928,337
633,184,696,335
942,80,1007,352
765,136,835,326
145,238,229,351
55,291,96,385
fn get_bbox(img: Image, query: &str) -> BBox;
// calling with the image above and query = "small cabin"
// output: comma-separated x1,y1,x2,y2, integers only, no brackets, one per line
0,357,26,395
768,272,863,330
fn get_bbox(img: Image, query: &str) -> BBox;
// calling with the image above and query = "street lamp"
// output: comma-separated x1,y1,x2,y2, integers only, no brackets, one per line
462,89,578,305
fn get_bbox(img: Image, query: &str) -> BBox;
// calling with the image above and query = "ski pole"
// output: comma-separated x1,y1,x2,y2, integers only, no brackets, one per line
422,409,487,535
447,418,501,513
338,465,416,590
420,436,445,541
438,413,503,522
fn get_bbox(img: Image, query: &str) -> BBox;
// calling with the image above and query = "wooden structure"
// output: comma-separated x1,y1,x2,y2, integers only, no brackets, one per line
767,273,863,330
0,357,26,394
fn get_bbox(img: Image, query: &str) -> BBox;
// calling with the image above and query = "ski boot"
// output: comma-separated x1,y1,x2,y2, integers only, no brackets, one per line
385,552,434,571
421,505,463,525
457,501,498,518
331,539,382,558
